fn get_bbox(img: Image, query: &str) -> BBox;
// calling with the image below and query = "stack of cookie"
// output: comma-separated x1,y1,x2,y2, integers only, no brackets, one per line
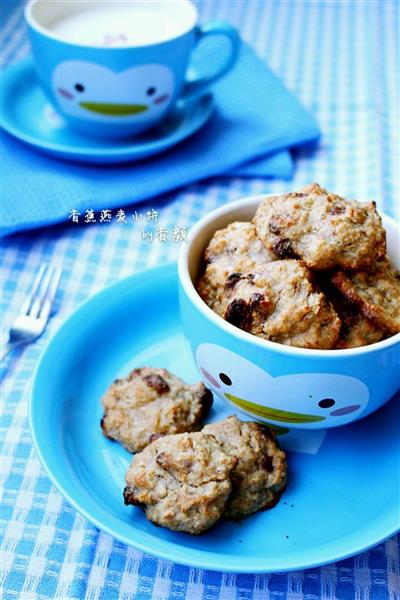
197,183,400,349
101,367,287,534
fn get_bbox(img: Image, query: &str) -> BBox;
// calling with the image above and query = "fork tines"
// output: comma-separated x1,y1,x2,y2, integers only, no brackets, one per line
24,263,62,320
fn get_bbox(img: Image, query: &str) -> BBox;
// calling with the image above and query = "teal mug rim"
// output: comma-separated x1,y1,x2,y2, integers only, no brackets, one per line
178,194,400,360
25,0,199,50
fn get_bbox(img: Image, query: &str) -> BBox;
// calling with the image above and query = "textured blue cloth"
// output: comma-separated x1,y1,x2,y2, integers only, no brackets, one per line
1,42,318,236
1,1,399,600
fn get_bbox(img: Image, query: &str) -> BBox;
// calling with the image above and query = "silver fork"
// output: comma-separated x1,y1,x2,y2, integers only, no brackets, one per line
1,264,62,362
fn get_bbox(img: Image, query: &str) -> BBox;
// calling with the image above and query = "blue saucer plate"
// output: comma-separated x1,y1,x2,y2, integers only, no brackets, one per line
1,58,214,164
30,263,400,573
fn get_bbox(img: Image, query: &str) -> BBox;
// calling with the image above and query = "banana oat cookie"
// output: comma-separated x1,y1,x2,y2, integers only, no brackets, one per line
253,183,386,270
335,311,386,349
197,222,277,316
331,261,400,334
101,367,212,453
203,416,287,519
123,432,237,534
316,276,386,349
222,260,341,349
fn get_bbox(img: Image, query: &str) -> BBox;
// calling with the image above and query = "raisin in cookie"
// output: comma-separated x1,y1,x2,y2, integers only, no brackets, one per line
253,183,386,270
331,261,400,334
222,260,341,349
124,432,237,534
197,222,276,316
203,416,287,519
101,367,212,453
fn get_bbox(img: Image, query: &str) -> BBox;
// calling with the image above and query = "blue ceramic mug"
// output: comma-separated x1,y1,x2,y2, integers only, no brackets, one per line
178,196,400,430
25,0,240,138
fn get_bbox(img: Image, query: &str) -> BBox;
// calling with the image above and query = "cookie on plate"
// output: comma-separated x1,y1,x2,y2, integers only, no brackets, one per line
253,183,386,270
203,416,287,519
124,431,237,534
331,260,400,334
222,260,341,349
197,222,277,316
101,367,213,453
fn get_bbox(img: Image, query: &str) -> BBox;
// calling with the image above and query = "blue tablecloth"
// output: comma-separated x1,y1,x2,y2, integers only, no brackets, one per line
1,1,399,599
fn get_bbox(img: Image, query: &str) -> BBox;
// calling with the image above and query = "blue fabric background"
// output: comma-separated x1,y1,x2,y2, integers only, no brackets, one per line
1,1,399,599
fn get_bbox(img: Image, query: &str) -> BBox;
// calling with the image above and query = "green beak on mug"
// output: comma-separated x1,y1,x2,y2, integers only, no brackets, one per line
225,393,326,424
80,102,148,116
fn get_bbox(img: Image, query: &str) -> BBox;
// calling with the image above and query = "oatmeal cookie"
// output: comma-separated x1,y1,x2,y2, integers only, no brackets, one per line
316,276,386,348
331,261,400,334
222,260,341,349
203,416,287,519
253,183,386,270
124,432,237,534
101,367,212,453
197,222,276,316
335,311,386,348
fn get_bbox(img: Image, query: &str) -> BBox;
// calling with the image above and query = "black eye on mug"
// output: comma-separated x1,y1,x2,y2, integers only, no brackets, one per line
318,398,335,408
146,87,156,96
219,373,232,386
75,83,85,92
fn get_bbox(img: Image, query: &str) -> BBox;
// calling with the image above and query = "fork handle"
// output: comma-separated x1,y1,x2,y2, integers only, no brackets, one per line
0,342,20,363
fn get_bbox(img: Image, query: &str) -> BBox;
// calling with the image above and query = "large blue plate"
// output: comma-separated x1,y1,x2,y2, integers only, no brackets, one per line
30,263,400,573
1,58,214,164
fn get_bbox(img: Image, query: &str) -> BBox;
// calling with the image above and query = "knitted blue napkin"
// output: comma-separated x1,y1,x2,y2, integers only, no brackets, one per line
1,44,319,236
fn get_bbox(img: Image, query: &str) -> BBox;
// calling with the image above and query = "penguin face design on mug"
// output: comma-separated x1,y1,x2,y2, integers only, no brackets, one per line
195,343,369,428
52,61,174,122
